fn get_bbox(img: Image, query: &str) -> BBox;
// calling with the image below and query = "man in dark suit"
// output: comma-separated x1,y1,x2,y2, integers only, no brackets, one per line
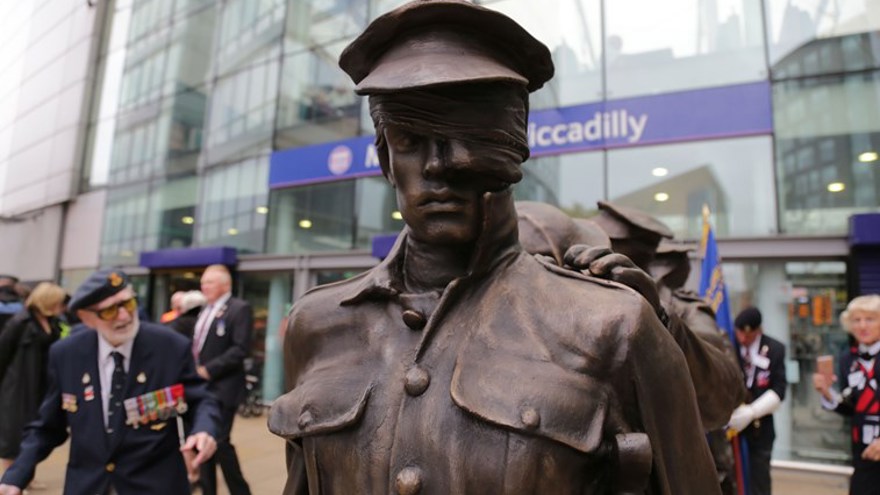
0,269,219,495
193,264,252,495
727,306,787,495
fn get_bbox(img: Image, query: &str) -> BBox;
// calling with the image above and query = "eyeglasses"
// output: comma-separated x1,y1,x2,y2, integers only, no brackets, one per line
88,297,137,321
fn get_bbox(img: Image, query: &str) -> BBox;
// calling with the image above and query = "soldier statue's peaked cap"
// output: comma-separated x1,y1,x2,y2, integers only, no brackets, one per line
69,268,131,312
593,201,674,241
339,0,554,94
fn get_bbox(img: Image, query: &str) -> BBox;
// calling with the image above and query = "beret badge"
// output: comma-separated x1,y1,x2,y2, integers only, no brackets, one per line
109,272,123,287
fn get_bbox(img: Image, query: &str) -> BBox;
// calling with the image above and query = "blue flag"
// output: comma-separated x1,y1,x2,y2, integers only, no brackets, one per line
699,215,734,344
699,211,750,495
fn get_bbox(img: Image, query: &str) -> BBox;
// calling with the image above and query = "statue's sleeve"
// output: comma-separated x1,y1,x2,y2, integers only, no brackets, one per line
664,307,747,429
282,440,308,495
624,303,722,495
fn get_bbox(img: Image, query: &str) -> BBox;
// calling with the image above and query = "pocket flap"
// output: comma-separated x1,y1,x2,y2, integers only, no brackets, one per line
450,353,608,453
268,370,372,440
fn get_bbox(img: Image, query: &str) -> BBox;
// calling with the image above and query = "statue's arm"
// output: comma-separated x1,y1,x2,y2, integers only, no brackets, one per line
623,303,722,495
664,309,747,429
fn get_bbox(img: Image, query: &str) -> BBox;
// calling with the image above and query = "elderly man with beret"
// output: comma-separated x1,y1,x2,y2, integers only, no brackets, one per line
269,1,719,494
0,269,219,495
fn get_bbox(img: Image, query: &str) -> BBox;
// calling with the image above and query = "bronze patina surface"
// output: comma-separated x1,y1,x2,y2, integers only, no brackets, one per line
269,2,720,494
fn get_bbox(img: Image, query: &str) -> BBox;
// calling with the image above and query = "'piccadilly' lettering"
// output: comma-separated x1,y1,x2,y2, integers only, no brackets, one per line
527,110,648,149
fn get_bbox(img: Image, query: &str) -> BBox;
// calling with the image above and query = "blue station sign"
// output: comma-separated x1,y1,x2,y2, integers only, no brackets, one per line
269,81,772,189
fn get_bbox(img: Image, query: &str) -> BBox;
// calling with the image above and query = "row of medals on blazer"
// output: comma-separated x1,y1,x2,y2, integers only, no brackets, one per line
60,371,188,431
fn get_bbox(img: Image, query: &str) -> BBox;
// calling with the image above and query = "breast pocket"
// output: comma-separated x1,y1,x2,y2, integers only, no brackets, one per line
450,352,609,454
268,370,372,441
450,352,652,493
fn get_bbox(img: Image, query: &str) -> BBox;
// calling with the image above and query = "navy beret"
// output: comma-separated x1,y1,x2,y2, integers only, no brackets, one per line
734,307,762,330
69,269,130,312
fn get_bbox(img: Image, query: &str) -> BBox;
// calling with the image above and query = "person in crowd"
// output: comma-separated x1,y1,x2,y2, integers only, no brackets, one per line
813,294,880,494
0,276,23,333
726,306,787,495
169,290,206,340
269,2,720,493
194,265,252,495
161,291,186,323
0,269,219,495
0,282,67,479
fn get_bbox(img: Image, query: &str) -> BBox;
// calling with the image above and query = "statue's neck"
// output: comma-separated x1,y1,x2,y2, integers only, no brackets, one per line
402,238,473,293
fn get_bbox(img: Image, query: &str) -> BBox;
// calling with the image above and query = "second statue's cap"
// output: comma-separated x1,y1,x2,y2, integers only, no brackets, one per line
339,0,554,95
593,201,674,242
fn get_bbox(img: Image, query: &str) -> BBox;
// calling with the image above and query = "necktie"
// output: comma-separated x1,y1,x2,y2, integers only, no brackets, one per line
107,351,126,435
192,304,213,362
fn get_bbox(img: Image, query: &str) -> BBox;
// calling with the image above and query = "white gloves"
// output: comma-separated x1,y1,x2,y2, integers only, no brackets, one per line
727,391,782,433
727,404,754,433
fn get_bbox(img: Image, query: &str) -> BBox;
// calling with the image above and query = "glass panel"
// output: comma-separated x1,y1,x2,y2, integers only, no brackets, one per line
205,60,279,163
765,0,880,71
774,72,880,234
604,0,766,98
275,42,361,149
719,260,850,464
608,136,777,238
315,269,365,285
480,0,603,109
100,183,150,266
354,177,404,249
196,157,269,253
216,0,284,76
164,4,217,97
153,176,198,249
514,152,605,217
266,180,356,253
285,0,367,53
771,30,880,80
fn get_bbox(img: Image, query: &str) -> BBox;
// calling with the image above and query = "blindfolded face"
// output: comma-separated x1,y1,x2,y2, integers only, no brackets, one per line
374,83,528,245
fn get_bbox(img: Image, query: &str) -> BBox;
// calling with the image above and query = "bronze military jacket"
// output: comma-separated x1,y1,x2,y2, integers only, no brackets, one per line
270,220,720,495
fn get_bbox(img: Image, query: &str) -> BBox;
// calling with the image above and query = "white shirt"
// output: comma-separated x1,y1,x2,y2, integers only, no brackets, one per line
741,336,762,388
97,334,135,427
193,292,231,357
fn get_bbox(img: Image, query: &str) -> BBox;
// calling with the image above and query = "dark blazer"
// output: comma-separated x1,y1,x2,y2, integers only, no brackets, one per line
0,310,61,458
831,348,880,492
0,322,220,495
198,296,252,409
743,333,787,451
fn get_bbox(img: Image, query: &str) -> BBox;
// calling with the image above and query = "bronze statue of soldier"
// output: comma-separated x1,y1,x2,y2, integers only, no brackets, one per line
269,2,720,494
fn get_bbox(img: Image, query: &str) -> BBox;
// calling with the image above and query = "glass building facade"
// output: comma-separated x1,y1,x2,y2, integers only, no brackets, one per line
72,0,880,470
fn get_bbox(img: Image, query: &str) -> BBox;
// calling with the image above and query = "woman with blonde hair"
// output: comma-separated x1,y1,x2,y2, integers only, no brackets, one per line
814,294,880,494
0,282,67,474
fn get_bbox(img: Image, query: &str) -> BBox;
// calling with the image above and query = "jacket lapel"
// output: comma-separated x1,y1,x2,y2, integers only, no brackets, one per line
76,331,108,451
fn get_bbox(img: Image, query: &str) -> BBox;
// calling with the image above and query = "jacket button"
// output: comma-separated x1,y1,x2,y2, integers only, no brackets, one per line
297,410,313,429
404,367,430,396
395,466,423,495
105,462,116,472
520,407,540,429
402,310,426,330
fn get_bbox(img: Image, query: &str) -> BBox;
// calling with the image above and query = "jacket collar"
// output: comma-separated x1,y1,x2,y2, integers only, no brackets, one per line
341,189,521,306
